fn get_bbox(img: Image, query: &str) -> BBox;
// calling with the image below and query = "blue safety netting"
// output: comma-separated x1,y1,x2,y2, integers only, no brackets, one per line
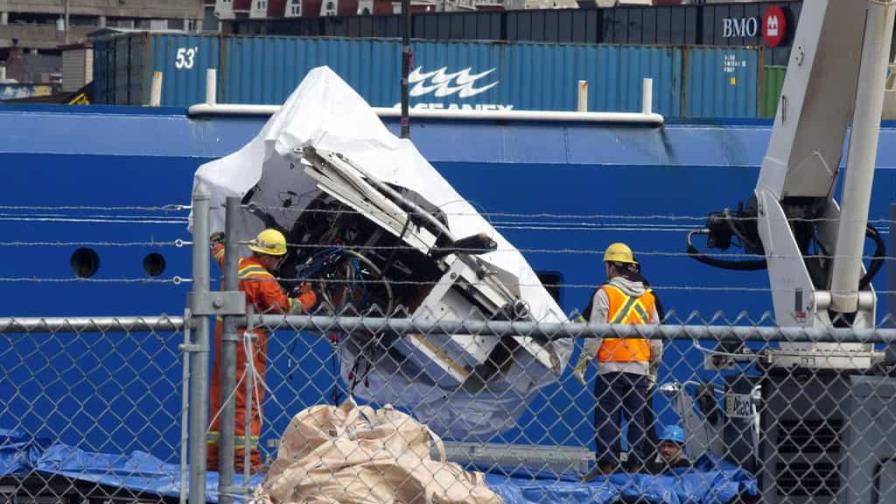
1,429,756,503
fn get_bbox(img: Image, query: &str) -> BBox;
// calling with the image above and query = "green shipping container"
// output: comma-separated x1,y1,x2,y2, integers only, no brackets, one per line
762,65,786,118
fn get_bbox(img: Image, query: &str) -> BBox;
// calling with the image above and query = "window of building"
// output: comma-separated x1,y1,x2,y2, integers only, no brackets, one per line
290,0,301,16
109,18,136,29
8,13,56,25
69,15,100,27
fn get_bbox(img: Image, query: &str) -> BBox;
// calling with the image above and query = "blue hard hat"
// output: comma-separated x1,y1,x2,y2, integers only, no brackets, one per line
659,425,686,444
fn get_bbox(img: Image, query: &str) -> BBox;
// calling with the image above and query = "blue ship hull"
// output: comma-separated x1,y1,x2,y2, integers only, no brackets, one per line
1,105,894,464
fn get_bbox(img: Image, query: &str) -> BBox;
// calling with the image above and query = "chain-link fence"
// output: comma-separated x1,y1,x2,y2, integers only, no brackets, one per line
232,313,896,504
3,313,895,503
0,316,189,504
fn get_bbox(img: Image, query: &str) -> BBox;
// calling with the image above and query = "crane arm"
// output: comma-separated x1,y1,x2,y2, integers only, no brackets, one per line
691,0,895,367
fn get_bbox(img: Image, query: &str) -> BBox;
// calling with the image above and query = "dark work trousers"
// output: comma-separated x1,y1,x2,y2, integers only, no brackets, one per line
595,371,649,467
643,384,660,464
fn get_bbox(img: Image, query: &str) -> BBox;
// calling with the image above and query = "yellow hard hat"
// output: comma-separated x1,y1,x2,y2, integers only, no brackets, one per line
248,229,287,256
603,242,637,264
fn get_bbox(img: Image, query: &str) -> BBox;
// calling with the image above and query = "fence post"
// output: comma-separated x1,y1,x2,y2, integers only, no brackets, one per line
179,308,193,504
243,306,255,484
218,196,241,504
188,189,211,504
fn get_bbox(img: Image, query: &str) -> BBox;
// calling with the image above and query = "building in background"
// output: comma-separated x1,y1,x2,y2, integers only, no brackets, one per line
210,0,787,19
504,0,577,10
0,0,203,84
590,0,781,5
212,0,579,17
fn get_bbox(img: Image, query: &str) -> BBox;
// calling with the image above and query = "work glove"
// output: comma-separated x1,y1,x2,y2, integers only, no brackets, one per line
647,340,663,387
573,353,591,385
210,232,226,246
573,337,601,385
294,282,317,312
648,359,659,388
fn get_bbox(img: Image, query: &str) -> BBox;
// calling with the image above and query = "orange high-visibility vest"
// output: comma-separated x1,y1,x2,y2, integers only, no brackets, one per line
597,283,656,363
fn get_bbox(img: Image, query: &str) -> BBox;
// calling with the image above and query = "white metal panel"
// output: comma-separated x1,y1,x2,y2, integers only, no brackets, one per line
61,48,87,92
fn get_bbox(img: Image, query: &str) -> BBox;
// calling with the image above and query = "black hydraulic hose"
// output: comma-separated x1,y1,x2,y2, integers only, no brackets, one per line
686,225,885,281
686,231,768,271
859,224,885,290
724,208,761,252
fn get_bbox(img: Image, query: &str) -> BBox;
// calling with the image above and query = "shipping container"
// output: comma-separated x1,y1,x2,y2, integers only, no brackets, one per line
222,36,683,115
94,33,220,107
228,1,802,65
762,65,786,118
599,5,699,45
93,32,760,118
684,47,759,118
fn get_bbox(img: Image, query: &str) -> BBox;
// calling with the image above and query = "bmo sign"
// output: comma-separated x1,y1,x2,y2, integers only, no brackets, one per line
762,6,786,48
722,5,788,48
722,17,759,38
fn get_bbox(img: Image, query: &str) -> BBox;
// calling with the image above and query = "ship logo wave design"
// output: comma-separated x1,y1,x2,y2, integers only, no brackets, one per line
409,67,499,98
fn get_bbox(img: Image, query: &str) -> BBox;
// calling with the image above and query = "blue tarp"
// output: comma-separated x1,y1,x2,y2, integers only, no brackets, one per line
486,457,758,504
0,429,262,503
1,429,756,503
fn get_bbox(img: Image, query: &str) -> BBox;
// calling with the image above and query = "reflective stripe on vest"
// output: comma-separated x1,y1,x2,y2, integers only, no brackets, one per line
238,264,271,280
597,284,654,363
207,431,260,450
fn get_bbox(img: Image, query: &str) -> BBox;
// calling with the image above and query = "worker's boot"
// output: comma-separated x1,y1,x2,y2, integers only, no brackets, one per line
582,462,616,481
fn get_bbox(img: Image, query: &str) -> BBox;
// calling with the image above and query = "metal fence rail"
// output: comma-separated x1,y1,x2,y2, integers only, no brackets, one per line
252,314,896,343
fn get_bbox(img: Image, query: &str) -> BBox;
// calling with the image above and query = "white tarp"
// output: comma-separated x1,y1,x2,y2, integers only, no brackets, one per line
191,66,571,438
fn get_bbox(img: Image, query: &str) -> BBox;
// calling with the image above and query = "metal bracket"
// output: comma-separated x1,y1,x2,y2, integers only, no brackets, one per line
764,348,884,370
219,485,252,496
704,349,763,371
178,343,200,353
187,291,246,316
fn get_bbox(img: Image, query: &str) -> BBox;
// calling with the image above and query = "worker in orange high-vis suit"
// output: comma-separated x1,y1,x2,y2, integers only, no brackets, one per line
206,228,317,473
574,242,662,476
